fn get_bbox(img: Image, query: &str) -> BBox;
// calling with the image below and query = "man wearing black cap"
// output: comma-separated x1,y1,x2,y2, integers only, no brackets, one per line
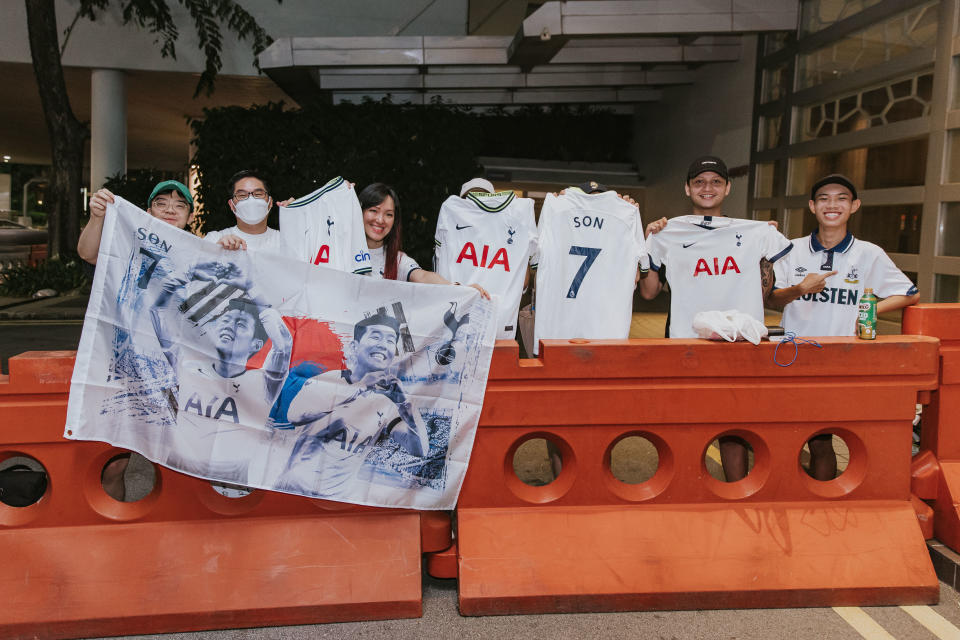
768,174,918,479
640,155,793,482
78,180,196,500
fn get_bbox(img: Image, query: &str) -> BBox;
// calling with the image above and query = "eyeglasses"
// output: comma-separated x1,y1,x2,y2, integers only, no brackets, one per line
233,189,268,201
151,198,190,213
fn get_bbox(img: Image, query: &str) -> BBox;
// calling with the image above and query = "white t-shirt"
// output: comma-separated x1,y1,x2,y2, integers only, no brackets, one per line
279,176,370,274
367,246,422,281
278,369,404,498
532,190,648,354
434,191,537,339
646,216,793,338
204,226,284,254
774,232,918,336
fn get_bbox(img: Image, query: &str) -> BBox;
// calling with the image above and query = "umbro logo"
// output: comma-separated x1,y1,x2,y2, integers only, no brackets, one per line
456,224,472,230
683,242,697,248
795,266,808,274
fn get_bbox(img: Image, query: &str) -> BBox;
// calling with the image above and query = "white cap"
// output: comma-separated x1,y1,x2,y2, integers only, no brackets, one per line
459,178,495,197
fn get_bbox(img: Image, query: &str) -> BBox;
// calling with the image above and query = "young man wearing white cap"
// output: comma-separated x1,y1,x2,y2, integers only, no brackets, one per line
769,173,918,480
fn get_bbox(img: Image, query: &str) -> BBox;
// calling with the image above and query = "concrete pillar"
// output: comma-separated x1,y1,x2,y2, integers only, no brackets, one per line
90,69,127,191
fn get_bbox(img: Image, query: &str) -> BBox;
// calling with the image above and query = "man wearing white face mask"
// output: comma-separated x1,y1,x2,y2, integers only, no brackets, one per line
204,170,284,253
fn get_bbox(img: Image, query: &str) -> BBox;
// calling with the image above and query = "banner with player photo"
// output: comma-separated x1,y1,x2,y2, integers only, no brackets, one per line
65,197,498,510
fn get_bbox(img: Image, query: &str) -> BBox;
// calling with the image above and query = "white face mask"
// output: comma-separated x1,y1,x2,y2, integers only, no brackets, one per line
234,197,270,225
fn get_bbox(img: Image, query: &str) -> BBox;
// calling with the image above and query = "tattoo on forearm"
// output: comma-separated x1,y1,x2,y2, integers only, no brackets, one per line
760,259,773,299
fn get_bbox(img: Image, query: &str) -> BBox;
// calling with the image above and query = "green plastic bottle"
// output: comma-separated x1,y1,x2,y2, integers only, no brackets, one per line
857,288,878,340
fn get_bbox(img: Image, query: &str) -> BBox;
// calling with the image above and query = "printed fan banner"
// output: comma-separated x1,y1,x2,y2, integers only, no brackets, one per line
65,198,497,509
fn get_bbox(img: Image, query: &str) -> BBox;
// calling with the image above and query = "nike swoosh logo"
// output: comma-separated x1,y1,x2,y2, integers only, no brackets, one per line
683,242,697,248
456,224,472,230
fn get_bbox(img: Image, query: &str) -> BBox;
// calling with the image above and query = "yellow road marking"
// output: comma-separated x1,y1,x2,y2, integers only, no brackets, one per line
833,607,897,640
901,605,960,639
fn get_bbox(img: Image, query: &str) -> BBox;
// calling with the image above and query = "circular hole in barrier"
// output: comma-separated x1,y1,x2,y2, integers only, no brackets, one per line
512,437,562,486
610,435,659,485
210,481,254,499
0,455,48,508
704,435,755,483
100,453,157,502
799,433,850,481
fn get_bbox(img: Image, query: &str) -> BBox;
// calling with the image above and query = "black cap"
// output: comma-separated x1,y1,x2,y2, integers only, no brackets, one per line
687,156,728,182
576,180,608,194
810,174,858,201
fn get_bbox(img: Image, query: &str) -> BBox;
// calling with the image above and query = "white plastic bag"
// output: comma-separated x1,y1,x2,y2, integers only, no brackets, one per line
691,310,768,345
691,310,739,342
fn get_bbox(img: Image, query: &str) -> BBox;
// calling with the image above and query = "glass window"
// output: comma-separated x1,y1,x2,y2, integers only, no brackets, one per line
762,65,790,103
786,208,808,239
798,3,937,90
788,137,928,196
764,32,791,55
801,0,885,36
755,163,777,198
799,203,921,254
947,130,960,183
758,115,783,150
939,203,960,256
935,274,960,302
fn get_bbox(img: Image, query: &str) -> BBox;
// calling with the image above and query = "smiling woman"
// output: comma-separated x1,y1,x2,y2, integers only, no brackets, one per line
357,183,490,300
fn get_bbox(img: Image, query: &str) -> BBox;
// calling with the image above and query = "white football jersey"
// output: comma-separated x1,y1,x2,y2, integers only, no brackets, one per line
434,191,537,339
279,177,370,274
532,190,648,354
646,216,793,338
774,232,918,336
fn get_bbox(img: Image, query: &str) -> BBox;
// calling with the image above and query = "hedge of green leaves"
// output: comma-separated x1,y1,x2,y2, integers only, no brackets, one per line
188,100,631,266
189,100,482,265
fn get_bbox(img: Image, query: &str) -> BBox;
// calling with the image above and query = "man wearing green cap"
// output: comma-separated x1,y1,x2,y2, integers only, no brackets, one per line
79,180,195,264
78,180,195,500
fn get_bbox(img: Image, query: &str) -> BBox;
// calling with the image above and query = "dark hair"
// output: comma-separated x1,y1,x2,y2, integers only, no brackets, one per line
358,183,402,280
224,297,267,344
353,311,400,343
228,170,270,197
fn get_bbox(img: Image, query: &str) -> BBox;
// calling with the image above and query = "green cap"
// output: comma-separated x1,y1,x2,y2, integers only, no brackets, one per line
148,180,194,211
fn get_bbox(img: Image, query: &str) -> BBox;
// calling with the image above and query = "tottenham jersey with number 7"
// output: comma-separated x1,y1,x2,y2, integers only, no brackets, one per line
646,216,793,338
532,190,648,354
434,191,537,340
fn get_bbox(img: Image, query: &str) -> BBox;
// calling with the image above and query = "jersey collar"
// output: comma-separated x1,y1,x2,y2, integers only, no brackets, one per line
809,231,854,254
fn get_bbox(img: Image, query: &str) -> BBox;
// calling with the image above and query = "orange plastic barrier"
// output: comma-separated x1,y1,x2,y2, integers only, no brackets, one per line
437,337,940,615
903,305,960,552
0,352,451,639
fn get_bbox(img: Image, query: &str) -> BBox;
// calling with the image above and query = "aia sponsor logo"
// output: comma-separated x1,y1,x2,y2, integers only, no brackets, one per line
693,256,741,276
456,242,510,271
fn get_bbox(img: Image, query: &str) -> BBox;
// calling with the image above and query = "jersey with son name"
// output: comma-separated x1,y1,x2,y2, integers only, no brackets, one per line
646,216,792,338
279,176,371,274
532,189,648,354
434,191,537,339
774,232,918,336
278,369,404,498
